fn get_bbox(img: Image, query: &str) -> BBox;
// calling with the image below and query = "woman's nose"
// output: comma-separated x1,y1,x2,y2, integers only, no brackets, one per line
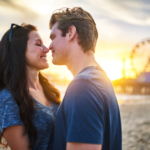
42,45,49,53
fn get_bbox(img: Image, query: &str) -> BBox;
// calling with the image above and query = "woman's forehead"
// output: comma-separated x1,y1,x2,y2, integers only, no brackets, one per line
28,31,42,42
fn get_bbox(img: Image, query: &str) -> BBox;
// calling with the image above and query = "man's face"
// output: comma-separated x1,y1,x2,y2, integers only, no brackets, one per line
49,22,69,65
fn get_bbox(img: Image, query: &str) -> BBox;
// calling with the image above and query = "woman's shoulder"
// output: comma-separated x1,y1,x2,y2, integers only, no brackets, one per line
0,88,14,103
0,88,23,134
51,102,59,116
52,102,59,109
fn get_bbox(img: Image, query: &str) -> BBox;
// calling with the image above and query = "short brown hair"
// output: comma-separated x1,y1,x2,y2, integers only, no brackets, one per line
50,7,98,52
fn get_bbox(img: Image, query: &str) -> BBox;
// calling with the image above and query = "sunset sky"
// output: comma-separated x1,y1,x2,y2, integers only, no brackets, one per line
0,0,150,81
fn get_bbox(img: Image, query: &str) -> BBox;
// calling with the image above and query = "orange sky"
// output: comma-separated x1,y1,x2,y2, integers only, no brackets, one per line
1,0,150,81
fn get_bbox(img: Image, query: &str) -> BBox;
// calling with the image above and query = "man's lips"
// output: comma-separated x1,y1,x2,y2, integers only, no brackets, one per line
51,50,55,57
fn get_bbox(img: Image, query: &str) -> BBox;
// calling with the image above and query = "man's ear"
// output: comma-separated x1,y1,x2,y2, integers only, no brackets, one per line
67,25,77,41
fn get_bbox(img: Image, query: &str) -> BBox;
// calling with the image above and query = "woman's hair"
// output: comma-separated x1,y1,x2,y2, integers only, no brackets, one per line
0,23,61,148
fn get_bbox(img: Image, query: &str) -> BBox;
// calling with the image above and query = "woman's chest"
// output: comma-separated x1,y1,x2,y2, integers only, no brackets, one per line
32,105,56,134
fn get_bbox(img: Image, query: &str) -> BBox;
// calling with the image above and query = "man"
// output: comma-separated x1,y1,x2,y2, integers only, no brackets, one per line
49,7,122,150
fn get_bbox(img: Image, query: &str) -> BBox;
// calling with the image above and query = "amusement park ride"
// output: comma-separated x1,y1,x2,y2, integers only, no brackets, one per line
129,38,150,78
113,38,150,94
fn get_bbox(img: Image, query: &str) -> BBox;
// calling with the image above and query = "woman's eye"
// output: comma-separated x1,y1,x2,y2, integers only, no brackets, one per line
36,44,41,46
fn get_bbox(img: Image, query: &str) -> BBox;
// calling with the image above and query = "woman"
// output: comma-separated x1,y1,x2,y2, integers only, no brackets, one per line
0,23,61,150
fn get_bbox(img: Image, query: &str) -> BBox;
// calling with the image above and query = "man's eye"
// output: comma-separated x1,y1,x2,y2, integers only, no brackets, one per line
36,44,41,46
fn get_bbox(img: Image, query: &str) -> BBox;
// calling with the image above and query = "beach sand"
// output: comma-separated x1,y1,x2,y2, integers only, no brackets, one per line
120,99,150,150
0,99,150,150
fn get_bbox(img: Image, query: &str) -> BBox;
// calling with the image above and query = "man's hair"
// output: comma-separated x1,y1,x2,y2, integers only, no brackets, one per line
50,7,98,52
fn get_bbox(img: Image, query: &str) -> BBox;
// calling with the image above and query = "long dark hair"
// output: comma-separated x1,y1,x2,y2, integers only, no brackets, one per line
0,23,61,148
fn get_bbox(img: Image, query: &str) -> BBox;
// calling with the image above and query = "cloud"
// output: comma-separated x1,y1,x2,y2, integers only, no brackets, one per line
1,0,150,44
67,0,150,26
93,0,150,26
0,0,39,20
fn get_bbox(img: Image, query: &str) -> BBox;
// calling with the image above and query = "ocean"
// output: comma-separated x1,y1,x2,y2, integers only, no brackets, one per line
55,84,150,103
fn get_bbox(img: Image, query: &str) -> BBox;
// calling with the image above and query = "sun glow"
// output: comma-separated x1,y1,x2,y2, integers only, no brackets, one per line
43,58,123,82
96,59,123,81
43,55,123,82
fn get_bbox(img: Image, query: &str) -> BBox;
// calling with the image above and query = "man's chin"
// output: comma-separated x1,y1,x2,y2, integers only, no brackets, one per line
52,59,64,65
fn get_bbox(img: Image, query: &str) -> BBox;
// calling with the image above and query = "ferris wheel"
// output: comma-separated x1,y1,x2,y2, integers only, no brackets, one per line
130,38,150,77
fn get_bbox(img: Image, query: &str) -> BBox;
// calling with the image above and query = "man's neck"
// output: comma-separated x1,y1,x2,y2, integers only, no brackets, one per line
67,50,99,77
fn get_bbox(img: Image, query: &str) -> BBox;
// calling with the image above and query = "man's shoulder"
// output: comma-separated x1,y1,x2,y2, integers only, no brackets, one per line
63,78,104,105
67,78,97,93
73,66,111,88
63,66,109,100
74,66,106,81
70,66,112,92
63,65,117,105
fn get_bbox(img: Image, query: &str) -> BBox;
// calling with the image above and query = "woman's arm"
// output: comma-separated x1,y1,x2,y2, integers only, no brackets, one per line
67,142,102,150
3,125,31,150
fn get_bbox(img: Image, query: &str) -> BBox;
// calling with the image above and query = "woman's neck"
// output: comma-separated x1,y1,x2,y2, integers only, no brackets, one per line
27,69,41,90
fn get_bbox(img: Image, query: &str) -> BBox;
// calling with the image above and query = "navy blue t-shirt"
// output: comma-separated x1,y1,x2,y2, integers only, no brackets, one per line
53,66,122,150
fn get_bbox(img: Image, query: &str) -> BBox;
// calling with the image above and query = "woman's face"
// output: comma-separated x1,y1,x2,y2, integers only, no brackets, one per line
26,31,49,70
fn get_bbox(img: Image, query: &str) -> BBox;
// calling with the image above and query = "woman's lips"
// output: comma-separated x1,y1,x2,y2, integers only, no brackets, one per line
40,55,47,60
41,57,47,60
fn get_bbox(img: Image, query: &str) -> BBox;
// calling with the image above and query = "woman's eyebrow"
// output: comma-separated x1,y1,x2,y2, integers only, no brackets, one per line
35,39,43,43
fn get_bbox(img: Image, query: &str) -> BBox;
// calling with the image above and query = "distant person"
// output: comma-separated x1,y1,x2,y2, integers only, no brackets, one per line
49,7,122,150
0,23,61,150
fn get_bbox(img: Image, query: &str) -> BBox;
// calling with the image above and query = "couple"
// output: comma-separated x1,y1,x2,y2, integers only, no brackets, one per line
0,7,122,150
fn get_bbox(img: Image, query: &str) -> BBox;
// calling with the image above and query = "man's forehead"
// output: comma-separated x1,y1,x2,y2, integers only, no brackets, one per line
51,22,58,34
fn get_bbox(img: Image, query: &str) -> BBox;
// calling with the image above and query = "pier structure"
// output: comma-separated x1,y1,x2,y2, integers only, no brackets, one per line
113,38,150,94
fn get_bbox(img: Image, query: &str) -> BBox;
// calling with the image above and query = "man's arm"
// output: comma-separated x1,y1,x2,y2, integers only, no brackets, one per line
67,142,102,150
